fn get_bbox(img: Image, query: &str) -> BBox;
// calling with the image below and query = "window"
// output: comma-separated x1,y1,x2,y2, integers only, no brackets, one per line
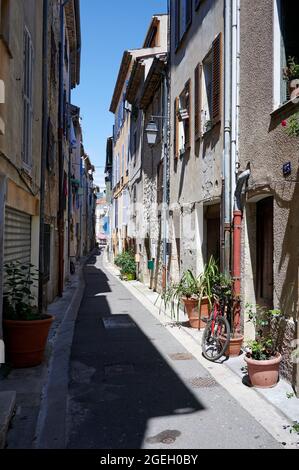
0,0,11,52
175,0,192,48
200,33,222,135
174,80,191,158
22,28,34,168
202,51,213,132
122,144,125,179
274,0,299,107
194,63,202,140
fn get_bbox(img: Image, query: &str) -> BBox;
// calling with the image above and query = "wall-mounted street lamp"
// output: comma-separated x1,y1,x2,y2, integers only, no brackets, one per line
145,120,159,146
145,116,168,147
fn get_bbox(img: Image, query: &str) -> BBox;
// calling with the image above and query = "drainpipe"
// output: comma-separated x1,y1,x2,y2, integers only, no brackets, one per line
231,0,238,213
162,70,169,290
38,0,49,314
233,169,250,331
223,0,232,275
0,174,7,364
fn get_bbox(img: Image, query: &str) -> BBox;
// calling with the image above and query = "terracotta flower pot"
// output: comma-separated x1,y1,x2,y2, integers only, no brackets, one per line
3,315,54,368
221,334,244,358
244,353,282,389
182,297,210,329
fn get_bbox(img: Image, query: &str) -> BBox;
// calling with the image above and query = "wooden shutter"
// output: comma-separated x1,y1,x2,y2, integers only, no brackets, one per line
174,97,179,159
212,32,222,124
4,208,31,265
185,79,191,150
194,63,202,141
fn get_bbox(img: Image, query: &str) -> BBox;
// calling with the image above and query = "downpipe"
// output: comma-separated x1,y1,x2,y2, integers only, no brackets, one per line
232,169,250,332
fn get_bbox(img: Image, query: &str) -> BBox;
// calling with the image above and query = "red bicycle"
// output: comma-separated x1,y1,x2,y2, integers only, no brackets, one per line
201,295,231,361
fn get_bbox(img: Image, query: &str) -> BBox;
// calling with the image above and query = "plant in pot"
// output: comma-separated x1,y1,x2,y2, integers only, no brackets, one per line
197,256,220,329
115,250,136,281
244,304,283,388
161,257,219,329
3,262,54,368
214,275,244,358
161,269,200,327
283,56,299,100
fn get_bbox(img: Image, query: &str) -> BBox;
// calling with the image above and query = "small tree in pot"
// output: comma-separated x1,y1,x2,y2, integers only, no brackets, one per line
115,250,136,281
161,257,219,328
3,262,54,368
244,304,284,388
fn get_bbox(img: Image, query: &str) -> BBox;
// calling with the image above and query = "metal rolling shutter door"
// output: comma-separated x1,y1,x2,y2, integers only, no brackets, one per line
4,208,31,265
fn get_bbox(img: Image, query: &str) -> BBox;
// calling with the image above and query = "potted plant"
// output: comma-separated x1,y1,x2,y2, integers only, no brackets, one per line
3,262,54,368
216,276,244,358
282,112,299,137
115,250,136,281
244,304,283,388
197,256,220,329
161,257,218,329
283,56,299,99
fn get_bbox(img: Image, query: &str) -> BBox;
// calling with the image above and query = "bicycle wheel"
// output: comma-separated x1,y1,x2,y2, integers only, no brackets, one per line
201,316,230,361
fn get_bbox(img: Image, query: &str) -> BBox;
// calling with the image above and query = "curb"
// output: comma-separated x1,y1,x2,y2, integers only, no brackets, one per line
103,255,298,449
0,391,16,449
34,255,91,449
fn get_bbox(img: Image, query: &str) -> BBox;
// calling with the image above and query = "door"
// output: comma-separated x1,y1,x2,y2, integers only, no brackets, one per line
256,197,274,308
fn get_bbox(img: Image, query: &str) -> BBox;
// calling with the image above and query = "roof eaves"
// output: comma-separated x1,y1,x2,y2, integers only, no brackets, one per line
109,51,133,114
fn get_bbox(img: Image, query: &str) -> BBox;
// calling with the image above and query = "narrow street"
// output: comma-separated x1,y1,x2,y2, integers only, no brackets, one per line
65,250,281,450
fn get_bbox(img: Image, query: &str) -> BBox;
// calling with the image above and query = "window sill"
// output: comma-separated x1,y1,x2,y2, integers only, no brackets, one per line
270,99,299,130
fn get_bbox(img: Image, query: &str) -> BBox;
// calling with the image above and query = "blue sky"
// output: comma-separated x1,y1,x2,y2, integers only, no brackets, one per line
72,0,167,189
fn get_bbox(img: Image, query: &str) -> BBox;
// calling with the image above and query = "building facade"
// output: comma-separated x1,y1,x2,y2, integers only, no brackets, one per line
109,15,168,267
239,0,299,393
125,15,168,290
169,0,224,284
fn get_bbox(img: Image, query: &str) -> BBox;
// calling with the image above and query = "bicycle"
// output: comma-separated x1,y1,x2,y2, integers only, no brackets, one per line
201,295,231,362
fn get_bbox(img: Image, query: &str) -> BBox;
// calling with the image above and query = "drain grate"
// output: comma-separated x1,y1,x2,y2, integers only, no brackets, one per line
187,376,218,388
102,316,136,329
169,353,195,361
104,364,135,377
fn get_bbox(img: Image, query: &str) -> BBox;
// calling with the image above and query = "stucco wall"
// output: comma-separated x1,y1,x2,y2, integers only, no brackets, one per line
0,0,43,193
169,0,224,279
239,0,299,388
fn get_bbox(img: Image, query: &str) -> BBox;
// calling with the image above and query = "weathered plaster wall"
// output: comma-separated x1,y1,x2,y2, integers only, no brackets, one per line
169,0,224,279
0,0,43,195
239,0,299,388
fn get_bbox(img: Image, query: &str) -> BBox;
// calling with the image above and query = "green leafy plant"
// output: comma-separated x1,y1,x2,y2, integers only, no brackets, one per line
114,250,136,279
3,262,40,321
161,256,222,321
286,113,299,137
246,304,284,360
283,56,299,80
